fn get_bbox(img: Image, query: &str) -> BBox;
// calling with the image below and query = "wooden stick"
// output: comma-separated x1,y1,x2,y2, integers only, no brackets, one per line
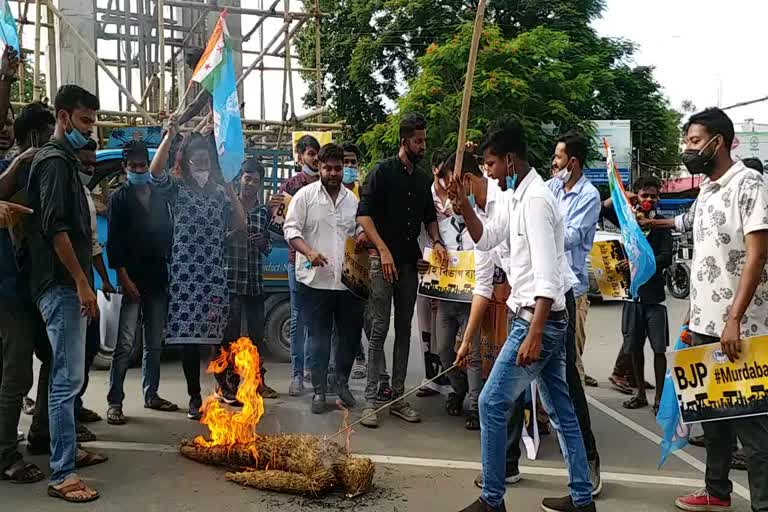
452,0,487,180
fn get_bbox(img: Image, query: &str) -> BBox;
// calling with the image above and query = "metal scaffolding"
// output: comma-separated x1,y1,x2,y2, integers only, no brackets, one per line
8,0,338,148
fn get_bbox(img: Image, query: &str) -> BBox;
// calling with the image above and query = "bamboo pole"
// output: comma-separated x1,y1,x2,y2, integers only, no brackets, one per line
313,0,321,120
452,0,487,180
283,0,294,119
43,0,156,123
163,0,311,19
32,0,41,100
157,0,165,112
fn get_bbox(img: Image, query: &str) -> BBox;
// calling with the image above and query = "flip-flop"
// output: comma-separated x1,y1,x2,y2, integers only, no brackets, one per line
623,395,649,410
75,449,108,468
107,407,126,425
47,478,99,503
2,460,45,484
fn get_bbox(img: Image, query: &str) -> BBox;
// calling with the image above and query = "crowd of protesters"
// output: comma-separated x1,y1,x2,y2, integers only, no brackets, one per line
0,39,766,512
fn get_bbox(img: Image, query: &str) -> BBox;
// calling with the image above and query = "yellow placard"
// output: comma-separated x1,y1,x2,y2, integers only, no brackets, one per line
589,240,629,300
341,238,369,300
418,247,475,303
667,336,768,424
292,131,333,161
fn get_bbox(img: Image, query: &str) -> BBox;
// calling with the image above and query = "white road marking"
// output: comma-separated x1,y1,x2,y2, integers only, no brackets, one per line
82,440,705,490
585,394,751,500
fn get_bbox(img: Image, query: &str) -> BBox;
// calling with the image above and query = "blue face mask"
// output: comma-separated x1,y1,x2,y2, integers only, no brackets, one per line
302,163,319,177
506,174,517,190
127,170,152,185
342,167,358,184
467,193,476,208
64,118,90,150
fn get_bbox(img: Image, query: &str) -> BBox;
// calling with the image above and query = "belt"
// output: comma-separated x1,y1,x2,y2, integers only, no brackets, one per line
514,306,568,324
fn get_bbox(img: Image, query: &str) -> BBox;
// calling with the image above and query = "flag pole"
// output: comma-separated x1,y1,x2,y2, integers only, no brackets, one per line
452,0,487,180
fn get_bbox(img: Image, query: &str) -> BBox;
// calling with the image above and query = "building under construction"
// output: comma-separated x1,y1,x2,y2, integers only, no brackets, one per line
8,0,338,151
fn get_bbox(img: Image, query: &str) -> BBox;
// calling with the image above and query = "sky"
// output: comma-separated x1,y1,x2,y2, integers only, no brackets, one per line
22,0,768,128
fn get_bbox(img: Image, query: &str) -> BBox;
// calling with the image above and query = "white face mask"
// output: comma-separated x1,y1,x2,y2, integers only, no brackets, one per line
190,170,209,187
79,172,92,186
438,177,447,189
556,167,572,182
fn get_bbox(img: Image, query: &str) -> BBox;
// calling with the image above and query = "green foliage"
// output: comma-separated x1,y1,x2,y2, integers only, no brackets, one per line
11,59,44,104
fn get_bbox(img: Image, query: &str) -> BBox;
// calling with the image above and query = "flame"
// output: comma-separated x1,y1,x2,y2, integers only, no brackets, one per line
335,399,353,455
193,337,265,450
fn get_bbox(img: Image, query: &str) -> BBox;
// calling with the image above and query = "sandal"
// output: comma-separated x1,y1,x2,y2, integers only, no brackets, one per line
48,477,100,503
107,406,126,425
445,392,464,417
2,459,45,484
76,423,96,443
144,397,179,412
465,411,480,431
76,407,102,423
75,448,108,469
609,375,634,395
622,395,649,410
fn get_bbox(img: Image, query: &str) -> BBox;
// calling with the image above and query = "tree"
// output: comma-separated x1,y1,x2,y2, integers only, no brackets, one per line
297,0,679,168
11,58,45,104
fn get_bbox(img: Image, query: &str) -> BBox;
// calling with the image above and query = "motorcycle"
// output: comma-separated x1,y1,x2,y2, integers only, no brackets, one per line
665,233,690,299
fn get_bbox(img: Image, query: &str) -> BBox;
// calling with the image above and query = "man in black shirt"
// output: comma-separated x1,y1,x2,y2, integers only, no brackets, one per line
26,85,101,502
602,176,672,413
105,141,177,425
357,112,447,427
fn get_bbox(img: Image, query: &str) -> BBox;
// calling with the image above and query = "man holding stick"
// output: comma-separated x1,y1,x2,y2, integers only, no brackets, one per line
452,120,595,512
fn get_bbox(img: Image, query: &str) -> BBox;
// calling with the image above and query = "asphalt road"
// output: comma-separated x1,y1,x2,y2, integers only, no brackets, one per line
6,296,755,511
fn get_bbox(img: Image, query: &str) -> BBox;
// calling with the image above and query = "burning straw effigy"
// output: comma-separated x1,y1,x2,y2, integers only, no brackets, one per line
179,337,375,497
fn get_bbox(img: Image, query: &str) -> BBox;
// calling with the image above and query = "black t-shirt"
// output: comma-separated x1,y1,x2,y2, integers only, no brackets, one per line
356,156,437,266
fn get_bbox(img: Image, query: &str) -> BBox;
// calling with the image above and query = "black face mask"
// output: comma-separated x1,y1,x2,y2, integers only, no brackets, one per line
682,136,720,175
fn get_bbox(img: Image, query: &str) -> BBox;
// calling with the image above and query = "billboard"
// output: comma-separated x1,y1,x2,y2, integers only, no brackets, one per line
732,132,768,173
584,120,631,186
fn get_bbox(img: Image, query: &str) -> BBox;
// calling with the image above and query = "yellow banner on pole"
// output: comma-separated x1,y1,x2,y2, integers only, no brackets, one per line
418,248,475,303
589,240,629,300
667,336,768,424
341,238,369,300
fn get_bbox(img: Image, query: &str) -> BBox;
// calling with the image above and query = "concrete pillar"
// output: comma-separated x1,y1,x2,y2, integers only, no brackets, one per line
52,0,98,97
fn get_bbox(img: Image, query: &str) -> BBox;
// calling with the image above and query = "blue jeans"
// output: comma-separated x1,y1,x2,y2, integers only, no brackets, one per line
107,288,168,407
479,316,592,508
288,265,311,379
37,286,87,484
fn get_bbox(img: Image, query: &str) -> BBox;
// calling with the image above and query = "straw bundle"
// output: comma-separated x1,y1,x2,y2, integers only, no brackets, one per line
333,456,376,497
225,469,337,496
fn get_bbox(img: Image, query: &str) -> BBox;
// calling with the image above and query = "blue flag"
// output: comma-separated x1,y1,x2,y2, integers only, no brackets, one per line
656,328,691,467
0,0,19,54
604,139,656,297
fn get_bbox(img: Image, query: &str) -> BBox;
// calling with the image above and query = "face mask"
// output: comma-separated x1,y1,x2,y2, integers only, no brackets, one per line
127,170,152,185
190,170,209,188
505,156,517,190
467,193,476,208
64,117,90,150
556,163,572,182
79,172,91,185
438,177,447,189
302,163,319,177
342,167,358,184
682,136,720,175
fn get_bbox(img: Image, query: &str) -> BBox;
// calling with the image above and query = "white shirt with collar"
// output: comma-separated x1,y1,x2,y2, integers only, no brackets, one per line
686,160,768,338
283,180,358,291
476,169,568,312
473,177,509,300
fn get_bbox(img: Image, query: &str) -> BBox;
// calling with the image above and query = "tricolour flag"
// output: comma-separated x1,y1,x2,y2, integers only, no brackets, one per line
604,138,655,298
191,14,244,183
0,0,19,54
656,327,691,467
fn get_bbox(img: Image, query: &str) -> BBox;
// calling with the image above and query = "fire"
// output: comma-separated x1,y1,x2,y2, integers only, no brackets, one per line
194,337,265,450
335,399,353,455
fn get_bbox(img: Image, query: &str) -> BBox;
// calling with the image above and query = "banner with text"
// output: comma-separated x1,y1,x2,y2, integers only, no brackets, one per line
418,248,475,303
667,336,768,424
589,240,630,300
268,192,292,236
341,238,370,300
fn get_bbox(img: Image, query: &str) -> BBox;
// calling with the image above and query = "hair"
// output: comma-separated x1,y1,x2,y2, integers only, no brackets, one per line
186,48,205,70
122,140,149,164
13,101,54,145
178,132,212,180
342,142,361,161
557,130,589,167
431,149,449,169
318,143,345,164
399,112,427,141
296,134,320,156
480,118,528,159
441,151,482,178
241,158,266,180
54,85,99,115
741,157,764,173
632,175,662,193
684,107,735,150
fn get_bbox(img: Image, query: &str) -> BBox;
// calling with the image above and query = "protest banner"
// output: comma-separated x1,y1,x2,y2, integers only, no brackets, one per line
341,238,369,300
589,240,630,300
268,191,292,236
667,336,768,424
418,247,475,303
291,131,332,160
480,266,511,378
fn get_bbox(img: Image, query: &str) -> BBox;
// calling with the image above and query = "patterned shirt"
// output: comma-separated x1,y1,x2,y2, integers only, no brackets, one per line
224,202,272,297
682,161,768,338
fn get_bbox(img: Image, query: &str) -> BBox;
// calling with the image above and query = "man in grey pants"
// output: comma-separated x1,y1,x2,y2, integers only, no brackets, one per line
356,112,447,427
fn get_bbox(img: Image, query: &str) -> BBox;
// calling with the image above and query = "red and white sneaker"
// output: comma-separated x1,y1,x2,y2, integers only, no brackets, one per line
675,488,731,511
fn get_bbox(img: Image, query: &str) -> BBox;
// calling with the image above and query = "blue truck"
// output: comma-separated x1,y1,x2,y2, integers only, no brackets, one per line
89,148,292,370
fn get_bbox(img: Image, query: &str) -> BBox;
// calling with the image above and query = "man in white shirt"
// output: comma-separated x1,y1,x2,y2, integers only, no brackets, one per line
453,120,594,512
283,143,364,414
667,108,768,512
